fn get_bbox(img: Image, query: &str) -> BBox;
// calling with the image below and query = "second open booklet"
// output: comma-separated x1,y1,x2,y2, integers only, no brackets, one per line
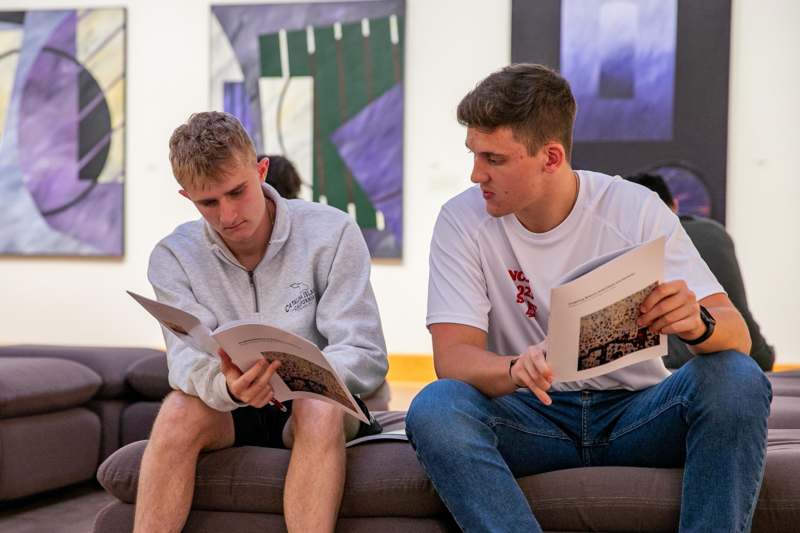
546,236,668,382
127,291,369,424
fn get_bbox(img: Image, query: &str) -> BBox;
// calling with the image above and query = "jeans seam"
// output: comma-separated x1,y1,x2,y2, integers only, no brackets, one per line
488,417,572,441
607,397,688,441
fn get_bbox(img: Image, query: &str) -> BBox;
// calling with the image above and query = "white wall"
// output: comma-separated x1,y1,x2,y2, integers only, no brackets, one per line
0,0,798,365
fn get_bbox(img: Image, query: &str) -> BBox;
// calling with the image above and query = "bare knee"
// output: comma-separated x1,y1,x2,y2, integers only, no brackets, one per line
149,391,233,452
285,399,346,449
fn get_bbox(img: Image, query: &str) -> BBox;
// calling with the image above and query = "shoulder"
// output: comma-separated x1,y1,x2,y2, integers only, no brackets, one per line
680,215,734,245
151,219,207,257
580,170,659,209
437,186,492,232
578,170,677,239
287,199,355,232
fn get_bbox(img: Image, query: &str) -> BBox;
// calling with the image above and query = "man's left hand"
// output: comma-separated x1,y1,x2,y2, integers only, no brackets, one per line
638,280,705,340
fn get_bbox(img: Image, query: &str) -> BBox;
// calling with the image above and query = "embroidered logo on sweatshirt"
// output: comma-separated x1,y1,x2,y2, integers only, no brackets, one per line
284,282,316,312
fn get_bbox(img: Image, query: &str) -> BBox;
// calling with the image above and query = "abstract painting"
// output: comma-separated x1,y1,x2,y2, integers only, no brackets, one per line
0,8,126,256
211,1,405,259
512,0,731,222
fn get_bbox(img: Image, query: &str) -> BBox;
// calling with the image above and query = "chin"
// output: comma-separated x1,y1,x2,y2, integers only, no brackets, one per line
484,203,510,218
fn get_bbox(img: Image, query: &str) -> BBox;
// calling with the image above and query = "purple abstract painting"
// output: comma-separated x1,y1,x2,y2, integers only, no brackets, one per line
0,9,126,256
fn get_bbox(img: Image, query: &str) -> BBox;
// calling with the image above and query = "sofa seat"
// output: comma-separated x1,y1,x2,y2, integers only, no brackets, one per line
0,357,103,500
769,370,800,397
95,410,800,533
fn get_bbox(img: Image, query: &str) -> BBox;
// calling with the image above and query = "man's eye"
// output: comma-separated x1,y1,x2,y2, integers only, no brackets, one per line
200,200,217,207
230,189,243,196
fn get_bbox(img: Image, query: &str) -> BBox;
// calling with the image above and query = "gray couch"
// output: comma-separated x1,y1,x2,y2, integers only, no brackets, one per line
2,345,800,531
0,344,388,502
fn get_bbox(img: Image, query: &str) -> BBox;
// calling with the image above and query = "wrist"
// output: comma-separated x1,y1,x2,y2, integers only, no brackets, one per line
508,357,520,388
679,305,716,345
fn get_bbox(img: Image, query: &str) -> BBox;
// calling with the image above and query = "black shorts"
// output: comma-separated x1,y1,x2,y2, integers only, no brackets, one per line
231,396,381,449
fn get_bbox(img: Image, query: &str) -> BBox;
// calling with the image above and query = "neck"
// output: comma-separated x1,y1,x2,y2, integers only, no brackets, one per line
515,167,579,233
226,197,274,270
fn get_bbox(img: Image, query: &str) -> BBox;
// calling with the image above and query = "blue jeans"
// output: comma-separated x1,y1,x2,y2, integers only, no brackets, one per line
406,351,772,533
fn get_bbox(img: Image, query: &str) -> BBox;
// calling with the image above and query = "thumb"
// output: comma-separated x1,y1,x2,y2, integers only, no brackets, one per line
217,349,240,377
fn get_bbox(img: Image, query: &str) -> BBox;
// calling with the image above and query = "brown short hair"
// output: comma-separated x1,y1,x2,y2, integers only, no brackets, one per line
457,63,577,159
169,111,257,189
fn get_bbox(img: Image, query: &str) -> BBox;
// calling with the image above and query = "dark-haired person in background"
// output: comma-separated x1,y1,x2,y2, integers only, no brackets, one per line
258,154,302,199
627,173,775,371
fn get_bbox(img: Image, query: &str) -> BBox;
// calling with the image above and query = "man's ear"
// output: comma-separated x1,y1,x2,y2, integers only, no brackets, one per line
178,189,191,200
541,143,566,173
257,157,269,181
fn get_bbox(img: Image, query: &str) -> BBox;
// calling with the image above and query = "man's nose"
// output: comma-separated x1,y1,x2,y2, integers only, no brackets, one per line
470,162,487,184
219,199,236,223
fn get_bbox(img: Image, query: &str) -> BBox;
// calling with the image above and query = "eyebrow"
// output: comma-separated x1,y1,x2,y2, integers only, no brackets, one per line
194,181,247,203
466,144,506,160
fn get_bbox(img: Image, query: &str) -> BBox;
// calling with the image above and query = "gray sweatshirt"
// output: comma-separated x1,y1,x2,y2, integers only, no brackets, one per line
148,184,388,412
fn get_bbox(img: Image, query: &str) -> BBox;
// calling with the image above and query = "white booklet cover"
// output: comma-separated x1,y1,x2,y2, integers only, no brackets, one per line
547,237,667,382
127,291,368,423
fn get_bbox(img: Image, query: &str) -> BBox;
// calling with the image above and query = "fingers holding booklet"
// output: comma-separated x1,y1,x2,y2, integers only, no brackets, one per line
127,291,370,424
218,350,284,410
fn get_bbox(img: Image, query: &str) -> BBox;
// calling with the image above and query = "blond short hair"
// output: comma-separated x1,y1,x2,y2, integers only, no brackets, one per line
169,111,257,189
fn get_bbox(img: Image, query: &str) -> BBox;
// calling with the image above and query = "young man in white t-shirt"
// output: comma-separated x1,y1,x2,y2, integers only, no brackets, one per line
406,64,771,532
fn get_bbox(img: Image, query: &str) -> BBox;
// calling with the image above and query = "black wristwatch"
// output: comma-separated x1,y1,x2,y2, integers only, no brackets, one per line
680,305,716,345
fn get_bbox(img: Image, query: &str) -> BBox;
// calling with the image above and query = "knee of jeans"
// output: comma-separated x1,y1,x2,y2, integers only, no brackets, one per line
688,350,772,415
406,379,484,443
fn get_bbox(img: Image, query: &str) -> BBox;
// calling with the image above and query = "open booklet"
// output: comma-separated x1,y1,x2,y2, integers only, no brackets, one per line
345,412,408,448
127,291,369,424
546,236,667,382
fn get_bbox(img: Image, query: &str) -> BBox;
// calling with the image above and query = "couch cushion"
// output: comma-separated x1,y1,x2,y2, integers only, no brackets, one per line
126,354,171,400
94,501,459,533
97,423,800,531
0,408,101,501
0,345,164,399
768,396,800,429
121,401,161,445
0,357,101,418
98,411,444,518
769,371,800,397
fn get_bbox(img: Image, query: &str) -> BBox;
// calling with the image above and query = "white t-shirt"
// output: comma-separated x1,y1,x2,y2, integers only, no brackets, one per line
427,170,724,391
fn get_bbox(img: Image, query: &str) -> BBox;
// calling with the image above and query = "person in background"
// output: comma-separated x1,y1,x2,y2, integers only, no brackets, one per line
258,154,302,199
627,172,775,371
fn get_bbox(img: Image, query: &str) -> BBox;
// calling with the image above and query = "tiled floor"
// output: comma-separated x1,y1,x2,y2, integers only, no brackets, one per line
0,482,113,533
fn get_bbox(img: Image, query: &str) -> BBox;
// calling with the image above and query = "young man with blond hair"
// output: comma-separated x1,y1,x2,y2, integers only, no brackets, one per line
135,111,387,533
406,64,771,532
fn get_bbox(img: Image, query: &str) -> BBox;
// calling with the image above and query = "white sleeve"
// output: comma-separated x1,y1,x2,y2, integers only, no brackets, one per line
426,207,491,331
637,193,724,300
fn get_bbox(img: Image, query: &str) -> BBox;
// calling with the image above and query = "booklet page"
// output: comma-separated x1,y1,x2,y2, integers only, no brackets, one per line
547,237,667,382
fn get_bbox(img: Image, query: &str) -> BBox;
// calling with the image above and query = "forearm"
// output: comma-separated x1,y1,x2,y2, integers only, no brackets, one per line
690,305,752,356
435,344,518,398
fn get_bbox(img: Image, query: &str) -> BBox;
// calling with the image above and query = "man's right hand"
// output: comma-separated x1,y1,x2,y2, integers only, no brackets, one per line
218,349,281,407
510,341,553,405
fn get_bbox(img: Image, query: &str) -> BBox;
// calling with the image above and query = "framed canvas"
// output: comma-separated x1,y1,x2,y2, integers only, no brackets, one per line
211,0,405,259
512,0,731,222
0,8,126,256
